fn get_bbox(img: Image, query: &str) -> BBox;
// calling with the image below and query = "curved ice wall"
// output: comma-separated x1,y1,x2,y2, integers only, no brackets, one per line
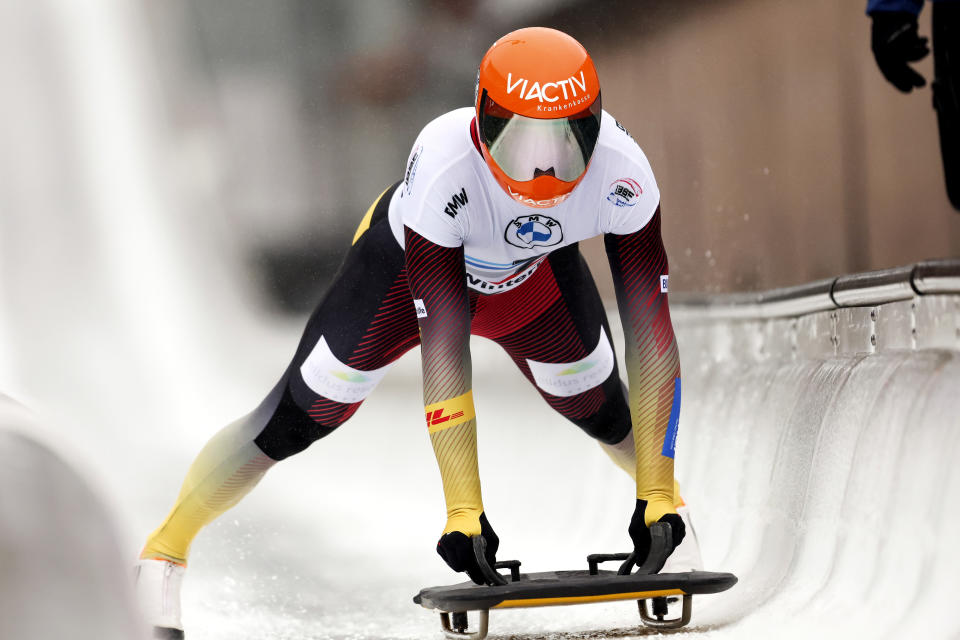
670,262,960,638
0,395,147,640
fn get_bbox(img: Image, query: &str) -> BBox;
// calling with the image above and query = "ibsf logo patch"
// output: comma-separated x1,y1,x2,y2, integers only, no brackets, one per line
660,275,669,293
504,214,563,249
403,145,423,196
606,178,643,207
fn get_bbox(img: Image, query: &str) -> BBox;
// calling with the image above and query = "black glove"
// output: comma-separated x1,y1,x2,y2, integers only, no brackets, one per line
628,499,685,570
436,512,499,585
871,11,930,93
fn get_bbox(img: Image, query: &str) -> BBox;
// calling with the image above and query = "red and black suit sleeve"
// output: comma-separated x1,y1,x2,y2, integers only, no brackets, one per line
403,226,484,536
604,207,682,525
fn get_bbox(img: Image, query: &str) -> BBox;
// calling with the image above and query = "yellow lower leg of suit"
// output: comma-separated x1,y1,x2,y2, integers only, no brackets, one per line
599,432,685,508
141,416,275,564
141,191,392,565
143,417,676,564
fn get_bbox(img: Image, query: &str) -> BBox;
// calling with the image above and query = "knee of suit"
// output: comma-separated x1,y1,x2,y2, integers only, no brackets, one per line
253,387,345,461
568,392,632,445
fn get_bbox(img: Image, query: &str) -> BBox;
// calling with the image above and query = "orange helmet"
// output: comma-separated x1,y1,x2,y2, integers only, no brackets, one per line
475,27,602,208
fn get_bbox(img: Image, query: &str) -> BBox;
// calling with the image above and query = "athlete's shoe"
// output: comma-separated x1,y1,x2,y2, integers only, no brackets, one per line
661,504,704,573
135,558,186,639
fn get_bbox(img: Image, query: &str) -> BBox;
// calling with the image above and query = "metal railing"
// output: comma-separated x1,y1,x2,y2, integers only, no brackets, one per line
671,259,960,320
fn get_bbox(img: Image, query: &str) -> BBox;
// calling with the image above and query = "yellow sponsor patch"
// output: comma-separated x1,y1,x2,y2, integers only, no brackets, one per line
425,391,476,433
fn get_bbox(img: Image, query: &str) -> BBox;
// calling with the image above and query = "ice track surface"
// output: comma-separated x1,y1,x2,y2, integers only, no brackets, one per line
3,257,959,640
23,301,957,640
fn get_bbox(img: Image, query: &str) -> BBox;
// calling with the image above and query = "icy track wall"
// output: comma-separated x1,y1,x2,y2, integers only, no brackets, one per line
0,396,147,640
669,260,960,638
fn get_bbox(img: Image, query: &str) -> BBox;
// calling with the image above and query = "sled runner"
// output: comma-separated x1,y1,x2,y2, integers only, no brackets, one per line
414,523,737,639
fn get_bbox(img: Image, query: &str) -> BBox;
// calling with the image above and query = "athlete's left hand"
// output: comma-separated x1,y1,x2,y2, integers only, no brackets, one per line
436,512,499,585
629,498,685,570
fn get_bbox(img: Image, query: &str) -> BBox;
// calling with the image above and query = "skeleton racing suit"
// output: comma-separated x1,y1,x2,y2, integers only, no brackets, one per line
141,107,684,570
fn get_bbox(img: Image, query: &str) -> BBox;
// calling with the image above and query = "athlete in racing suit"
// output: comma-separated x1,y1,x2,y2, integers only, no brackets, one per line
136,27,700,637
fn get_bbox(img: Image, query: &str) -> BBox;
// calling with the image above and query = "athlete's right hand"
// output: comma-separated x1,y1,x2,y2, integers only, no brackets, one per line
436,511,499,585
870,11,930,93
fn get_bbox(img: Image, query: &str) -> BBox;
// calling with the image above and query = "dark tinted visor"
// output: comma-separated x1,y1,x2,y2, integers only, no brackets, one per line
479,90,602,182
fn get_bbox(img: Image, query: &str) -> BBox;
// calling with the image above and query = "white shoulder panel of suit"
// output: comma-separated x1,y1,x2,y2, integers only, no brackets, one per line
388,108,661,294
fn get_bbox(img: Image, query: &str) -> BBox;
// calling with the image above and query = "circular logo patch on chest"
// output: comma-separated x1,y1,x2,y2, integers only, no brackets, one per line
504,214,563,249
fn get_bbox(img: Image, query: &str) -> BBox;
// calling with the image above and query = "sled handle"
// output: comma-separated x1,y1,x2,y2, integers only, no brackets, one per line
472,536,508,586
494,559,522,582
586,553,631,575
618,521,674,576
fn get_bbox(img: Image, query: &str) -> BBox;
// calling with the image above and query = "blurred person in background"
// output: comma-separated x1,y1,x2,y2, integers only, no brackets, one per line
868,0,960,210
136,27,701,638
